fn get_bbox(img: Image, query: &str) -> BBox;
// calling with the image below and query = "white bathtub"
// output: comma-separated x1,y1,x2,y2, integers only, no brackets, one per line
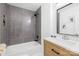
3,41,42,56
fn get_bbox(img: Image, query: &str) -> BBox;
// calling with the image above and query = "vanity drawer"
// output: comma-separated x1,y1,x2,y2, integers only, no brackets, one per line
44,40,79,56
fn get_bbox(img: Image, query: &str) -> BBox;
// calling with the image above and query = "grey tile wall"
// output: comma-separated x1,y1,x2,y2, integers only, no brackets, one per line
6,4,36,45
35,7,41,44
0,3,7,44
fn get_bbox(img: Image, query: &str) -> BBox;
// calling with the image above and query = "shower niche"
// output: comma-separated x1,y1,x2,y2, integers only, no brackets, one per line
57,3,79,36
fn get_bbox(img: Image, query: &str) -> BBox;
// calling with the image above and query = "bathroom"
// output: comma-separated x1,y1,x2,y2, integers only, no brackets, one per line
1,3,79,56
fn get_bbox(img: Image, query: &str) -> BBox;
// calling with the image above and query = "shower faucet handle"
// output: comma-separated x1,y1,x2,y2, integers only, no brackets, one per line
51,35,56,38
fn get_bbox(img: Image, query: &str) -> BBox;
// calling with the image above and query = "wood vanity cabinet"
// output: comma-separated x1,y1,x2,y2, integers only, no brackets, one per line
44,40,79,56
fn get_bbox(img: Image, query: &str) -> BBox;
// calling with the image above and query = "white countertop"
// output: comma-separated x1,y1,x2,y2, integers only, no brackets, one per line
44,37,79,54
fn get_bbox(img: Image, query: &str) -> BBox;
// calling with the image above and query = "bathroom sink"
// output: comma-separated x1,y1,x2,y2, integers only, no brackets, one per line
64,39,77,46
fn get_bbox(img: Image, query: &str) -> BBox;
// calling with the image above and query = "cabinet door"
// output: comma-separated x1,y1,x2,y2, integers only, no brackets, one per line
44,40,72,56
58,4,79,35
44,40,79,56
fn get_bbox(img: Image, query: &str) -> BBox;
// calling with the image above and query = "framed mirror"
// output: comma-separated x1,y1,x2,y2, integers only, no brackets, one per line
57,3,79,36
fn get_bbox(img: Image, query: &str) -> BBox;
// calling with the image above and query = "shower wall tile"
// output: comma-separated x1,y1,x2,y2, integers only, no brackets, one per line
6,4,36,45
35,7,41,43
0,3,7,43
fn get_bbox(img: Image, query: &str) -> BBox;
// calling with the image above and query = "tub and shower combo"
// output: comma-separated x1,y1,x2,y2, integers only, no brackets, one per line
3,41,42,56
0,3,42,56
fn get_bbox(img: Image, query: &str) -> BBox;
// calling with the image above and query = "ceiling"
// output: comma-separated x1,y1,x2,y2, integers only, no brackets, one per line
8,3,68,11
8,3,42,11
56,3,69,9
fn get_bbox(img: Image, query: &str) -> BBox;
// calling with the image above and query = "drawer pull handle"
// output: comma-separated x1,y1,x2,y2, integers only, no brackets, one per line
51,49,60,55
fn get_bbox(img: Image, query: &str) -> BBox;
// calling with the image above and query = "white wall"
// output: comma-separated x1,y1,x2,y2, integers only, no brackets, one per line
41,3,57,39
50,3,57,35
41,4,51,55
41,3,51,38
